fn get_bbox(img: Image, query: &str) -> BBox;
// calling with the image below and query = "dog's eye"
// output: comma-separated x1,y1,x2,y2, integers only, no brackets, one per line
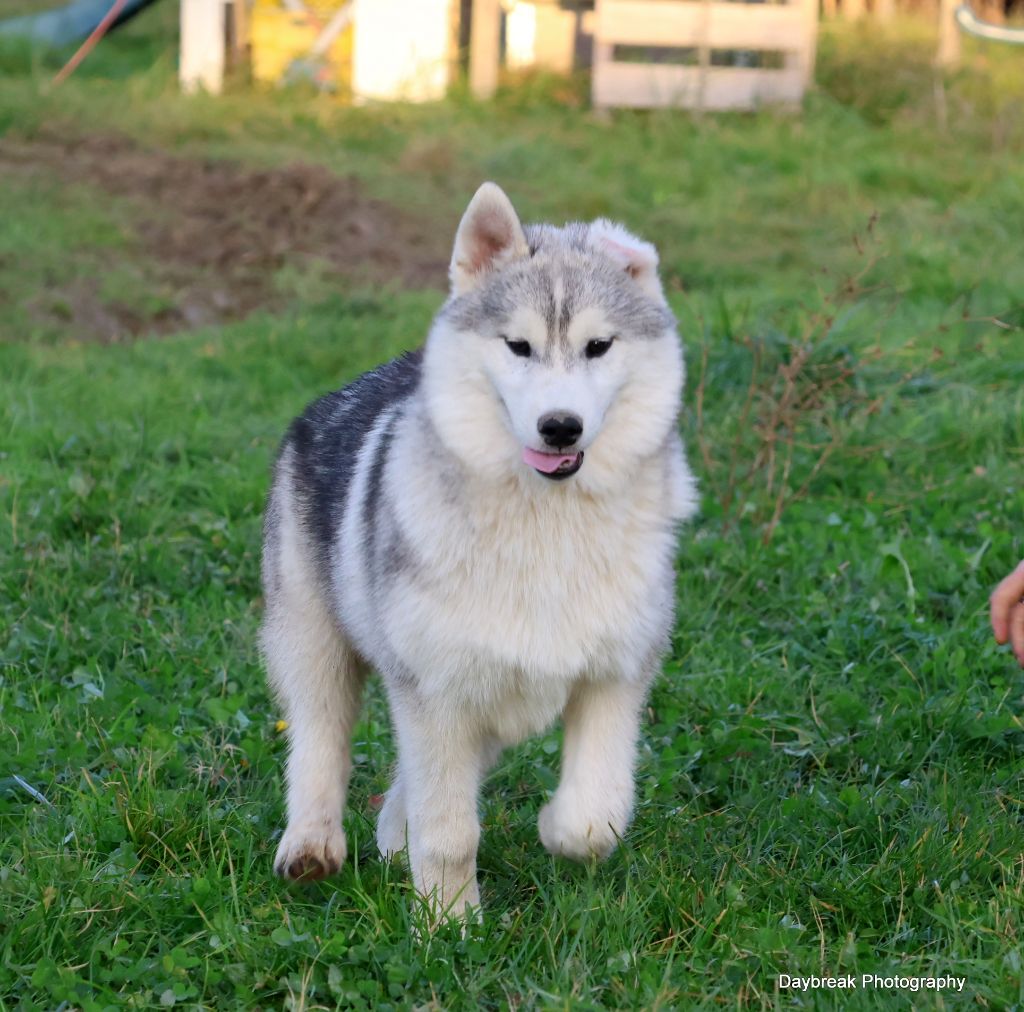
504,338,532,358
585,338,614,359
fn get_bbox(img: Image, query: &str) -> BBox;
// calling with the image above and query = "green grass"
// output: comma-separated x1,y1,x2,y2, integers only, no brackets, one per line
2,6,1024,1009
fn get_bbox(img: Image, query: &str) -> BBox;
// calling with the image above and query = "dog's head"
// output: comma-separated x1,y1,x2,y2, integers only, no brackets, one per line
424,183,684,491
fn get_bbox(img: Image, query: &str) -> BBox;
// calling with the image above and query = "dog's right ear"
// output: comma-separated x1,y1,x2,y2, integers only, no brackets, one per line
450,182,529,295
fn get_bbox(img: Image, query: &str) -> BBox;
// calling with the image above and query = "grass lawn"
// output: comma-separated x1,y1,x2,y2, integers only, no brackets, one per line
1,6,1024,1009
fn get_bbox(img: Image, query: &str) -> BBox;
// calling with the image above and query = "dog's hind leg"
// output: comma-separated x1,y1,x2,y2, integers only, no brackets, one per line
263,588,365,881
261,455,366,882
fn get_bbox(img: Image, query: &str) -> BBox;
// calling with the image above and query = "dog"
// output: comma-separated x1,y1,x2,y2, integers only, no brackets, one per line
260,182,698,919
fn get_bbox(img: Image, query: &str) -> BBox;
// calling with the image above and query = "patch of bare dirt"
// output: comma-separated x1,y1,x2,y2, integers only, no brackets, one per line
0,129,449,342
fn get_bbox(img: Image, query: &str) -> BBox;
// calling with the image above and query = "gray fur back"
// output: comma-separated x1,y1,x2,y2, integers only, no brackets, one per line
272,349,423,586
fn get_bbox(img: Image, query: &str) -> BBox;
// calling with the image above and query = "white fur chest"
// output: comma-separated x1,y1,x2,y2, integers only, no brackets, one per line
374,449,680,739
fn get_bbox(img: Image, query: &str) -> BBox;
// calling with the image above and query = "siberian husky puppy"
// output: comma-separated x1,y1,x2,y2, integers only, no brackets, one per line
261,183,697,918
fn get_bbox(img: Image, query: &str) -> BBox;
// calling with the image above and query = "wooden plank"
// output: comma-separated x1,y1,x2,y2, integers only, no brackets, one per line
593,61,803,109
704,6,810,50
594,61,702,107
180,0,226,95
595,2,807,51
470,0,501,99
703,65,803,107
596,1,705,46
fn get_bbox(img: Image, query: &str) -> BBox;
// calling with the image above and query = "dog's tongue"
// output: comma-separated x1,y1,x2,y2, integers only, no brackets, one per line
523,447,578,473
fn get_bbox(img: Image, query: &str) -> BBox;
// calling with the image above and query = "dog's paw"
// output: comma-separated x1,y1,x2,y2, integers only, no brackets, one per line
274,821,346,881
538,794,625,862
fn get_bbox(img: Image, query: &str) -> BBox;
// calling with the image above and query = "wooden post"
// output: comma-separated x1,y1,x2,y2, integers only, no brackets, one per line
353,0,455,102
534,4,577,73
800,0,819,91
937,0,961,65
696,0,712,111
591,37,612,110
180,0,227,94
470,0,501,99
874,0,895,21
229,0,249,68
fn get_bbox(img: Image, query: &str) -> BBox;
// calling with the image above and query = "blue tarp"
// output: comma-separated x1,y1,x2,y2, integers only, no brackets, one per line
0,0,162,47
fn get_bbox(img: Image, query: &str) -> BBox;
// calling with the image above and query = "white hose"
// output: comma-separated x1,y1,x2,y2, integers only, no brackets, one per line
955,4,1024,44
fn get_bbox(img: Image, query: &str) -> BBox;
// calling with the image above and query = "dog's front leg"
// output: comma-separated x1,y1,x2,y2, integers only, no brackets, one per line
539,675,649,862
389,691,485,922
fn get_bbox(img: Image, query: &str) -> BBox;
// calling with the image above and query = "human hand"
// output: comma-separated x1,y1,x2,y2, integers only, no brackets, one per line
990,560,1024,667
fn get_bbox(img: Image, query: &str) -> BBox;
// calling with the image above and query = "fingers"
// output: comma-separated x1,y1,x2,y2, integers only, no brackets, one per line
1011,602,1024,668
990,559,1024,645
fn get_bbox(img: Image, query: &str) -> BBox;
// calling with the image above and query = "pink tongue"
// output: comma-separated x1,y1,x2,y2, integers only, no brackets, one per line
523,447,578,473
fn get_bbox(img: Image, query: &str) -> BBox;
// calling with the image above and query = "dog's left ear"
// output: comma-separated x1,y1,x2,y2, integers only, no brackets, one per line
589,219,665,303
450,182,530,295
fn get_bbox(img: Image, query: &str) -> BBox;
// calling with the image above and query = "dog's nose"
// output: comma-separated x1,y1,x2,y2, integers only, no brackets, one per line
538,412,583,448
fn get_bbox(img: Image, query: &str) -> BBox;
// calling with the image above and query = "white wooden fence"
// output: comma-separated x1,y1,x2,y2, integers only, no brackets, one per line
592,0,818,111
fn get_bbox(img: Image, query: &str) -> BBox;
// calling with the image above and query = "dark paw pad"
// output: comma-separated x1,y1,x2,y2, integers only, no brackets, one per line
278,853,337,881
